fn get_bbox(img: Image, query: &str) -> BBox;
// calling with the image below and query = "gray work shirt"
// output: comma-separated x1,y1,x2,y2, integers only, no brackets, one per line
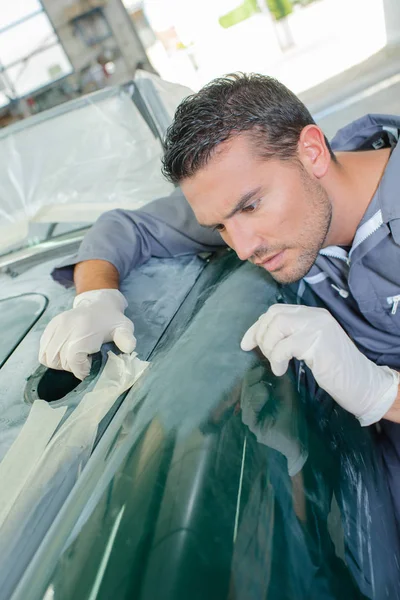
297,114,400,369
53,113,400,369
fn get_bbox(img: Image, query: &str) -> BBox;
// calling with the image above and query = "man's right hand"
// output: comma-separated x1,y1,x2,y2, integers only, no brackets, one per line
39,289,136,380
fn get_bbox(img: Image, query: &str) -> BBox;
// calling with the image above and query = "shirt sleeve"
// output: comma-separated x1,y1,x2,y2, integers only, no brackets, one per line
51,187,226,287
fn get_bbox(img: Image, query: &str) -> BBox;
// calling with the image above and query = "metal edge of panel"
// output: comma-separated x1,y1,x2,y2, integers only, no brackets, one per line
0,229,89,270
0,292,48,369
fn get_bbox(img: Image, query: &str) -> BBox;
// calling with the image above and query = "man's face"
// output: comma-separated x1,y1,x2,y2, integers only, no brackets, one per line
180,134,332,284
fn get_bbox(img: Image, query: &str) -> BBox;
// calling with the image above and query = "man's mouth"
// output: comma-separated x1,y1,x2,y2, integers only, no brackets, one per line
254,250,286,272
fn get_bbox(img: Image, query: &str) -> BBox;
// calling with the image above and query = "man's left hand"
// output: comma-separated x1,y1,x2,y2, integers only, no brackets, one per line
241,304,399,426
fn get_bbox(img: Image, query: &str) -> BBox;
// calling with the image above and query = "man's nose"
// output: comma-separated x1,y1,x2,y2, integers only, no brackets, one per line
225,223,262,262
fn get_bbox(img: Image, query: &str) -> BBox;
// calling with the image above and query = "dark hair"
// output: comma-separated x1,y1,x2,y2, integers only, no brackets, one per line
162,73,335,183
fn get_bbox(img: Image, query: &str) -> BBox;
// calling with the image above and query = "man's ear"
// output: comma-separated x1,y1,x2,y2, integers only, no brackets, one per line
298,125,331,179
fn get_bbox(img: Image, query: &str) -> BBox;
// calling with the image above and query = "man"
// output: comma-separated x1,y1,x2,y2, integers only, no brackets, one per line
40,73,400,431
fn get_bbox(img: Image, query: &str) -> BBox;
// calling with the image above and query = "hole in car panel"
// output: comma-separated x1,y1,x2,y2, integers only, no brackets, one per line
37,368,82,402
25,352,102,404
0,293,47,368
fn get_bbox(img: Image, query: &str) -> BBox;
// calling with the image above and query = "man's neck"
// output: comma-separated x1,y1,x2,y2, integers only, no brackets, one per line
323,147,392,247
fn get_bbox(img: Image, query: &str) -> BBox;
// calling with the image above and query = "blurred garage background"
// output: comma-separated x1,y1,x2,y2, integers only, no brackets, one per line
0,0,399,135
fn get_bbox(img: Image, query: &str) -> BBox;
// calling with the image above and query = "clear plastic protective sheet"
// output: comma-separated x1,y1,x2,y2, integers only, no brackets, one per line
134,70,193,138
0,83,174,253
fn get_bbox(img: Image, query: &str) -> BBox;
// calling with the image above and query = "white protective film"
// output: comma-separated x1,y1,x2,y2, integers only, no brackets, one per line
0,400,67,530
0,352,148,541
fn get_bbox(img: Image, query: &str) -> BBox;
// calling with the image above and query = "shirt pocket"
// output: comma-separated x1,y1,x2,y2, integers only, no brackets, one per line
381,292,400,334
356,291,400,336
386,294,400,316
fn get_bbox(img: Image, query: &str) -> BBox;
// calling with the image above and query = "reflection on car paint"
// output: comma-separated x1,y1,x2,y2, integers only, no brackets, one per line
13,251,399,600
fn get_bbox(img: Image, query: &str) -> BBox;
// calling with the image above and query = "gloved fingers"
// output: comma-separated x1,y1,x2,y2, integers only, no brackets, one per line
256,315,289,359
269,357,290,377
43,350,63,371
59,343,74,374
241,313,290,357
262,304,329,336
60,345,92,381
258,303,306,329
38,319,60,366
269,332,308,376
71,352,92,381
113,324,136,354
63,329,106,378
44,337,66,371
241,304,304,352
240,320,259,351
39,329,64,371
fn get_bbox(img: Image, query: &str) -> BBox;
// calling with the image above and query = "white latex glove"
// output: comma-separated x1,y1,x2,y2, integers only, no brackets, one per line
241,304,399,427
39,289,136,380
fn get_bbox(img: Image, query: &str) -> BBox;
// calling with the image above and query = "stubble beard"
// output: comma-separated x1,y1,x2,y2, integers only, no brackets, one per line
270,176,332,285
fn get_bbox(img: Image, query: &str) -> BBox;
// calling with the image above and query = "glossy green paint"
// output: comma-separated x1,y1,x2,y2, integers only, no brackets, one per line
13,252,400,600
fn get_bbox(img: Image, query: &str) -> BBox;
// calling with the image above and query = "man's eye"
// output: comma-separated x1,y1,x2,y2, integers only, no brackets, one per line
242,200,260,213
215,224,225,232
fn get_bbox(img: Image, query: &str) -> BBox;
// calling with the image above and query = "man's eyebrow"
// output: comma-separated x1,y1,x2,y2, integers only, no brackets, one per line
199,187,262,229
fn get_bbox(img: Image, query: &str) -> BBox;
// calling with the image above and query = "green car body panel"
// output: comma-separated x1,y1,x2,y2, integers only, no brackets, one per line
12,251,399,600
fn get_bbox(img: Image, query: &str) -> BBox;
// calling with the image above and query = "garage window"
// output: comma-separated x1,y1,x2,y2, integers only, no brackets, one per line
0,1,72,107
